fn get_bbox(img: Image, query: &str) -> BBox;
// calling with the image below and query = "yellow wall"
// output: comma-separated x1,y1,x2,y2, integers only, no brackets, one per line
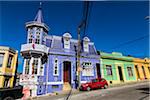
144,59,150,79
0,76,4,88
134,58,150,80
0,46,18,88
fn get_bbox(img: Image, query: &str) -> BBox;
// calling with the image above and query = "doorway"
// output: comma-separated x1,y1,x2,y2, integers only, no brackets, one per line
118,66,124,81
63,61,71,84
142,66,146,79
96,63,101,78
148,67,150,74
135,65,140,80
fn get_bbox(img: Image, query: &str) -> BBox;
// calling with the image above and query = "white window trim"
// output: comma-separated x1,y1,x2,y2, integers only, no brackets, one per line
53,58,59,76
127,67,133,77
64,38,70,49
82,62,94,76
29,57,34,75
83,42,89,52
28,29,33,44
0,53,4,67
25,59,30,74
37,58,43,76
106,65,113,76
32,58,38,74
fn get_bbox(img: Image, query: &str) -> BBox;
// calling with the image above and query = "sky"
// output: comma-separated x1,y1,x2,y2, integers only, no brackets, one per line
0,1,149,73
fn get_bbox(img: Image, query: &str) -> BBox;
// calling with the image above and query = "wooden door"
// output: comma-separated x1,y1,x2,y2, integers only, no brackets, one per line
63,61,71,83
96,63,101,78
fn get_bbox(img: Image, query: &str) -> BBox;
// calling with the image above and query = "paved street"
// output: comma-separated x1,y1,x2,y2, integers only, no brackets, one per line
34,82,150,100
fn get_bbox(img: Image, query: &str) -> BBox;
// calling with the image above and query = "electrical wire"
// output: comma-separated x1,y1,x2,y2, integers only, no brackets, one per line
82,1,93,39
108,34,149,50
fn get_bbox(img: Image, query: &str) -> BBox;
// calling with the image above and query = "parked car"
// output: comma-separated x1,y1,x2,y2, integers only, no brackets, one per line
0,85,23,100
79,78,108,91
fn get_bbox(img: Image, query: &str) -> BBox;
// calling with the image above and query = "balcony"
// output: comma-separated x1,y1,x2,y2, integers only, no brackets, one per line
20,74,38,85
25,21,49,31
21,44,49,54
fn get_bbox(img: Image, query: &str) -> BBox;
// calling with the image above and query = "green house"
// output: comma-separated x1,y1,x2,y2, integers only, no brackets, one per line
99,51,136,85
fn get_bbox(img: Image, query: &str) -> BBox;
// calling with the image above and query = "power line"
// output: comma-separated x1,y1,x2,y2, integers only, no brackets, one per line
108,34,149,50
83,1,90,37
82,1,93,39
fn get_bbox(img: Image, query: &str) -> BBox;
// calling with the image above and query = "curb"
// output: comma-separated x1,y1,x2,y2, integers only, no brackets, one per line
30,80,150,99
109,80,149,88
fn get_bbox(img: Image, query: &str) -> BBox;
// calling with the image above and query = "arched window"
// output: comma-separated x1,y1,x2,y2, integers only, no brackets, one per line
63,32,72,49
83,37,90,52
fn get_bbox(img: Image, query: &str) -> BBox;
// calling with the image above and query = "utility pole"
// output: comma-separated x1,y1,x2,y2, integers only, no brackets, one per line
77,27,81,88
76,1,90,89
76,20,86,88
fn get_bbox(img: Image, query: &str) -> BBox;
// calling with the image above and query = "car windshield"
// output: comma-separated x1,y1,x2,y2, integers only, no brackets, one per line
92,79,98,82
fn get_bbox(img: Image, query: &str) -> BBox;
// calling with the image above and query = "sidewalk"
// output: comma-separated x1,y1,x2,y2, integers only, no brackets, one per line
29,80,149,100
109,80,150,88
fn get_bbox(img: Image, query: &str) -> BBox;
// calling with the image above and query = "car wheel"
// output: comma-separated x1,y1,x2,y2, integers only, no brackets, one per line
87,87,91,91
3,96,14,100
104,85,108,89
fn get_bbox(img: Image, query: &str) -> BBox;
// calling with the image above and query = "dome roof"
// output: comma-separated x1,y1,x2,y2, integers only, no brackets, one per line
83,37,90,42
63,32,72,38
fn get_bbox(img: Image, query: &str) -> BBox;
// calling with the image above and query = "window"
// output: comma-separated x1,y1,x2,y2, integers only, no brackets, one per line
3,77,10,88
64,38,70,49
83,42,89,52
32,58,38,74
0,54,4,67
38,85,42,93
36,32,40,36
83,37,90,52
35,39,40,44
127,67,133,77
63,33,72,49
39,66,43,75
7,55,13,68
142,66,146,78
52,85,59,89
29,39,32,43
37,27,41,32
28,32,33,43
42,32,47,44
92,79,98,83
35,32,40,44
39,77,43,82
25,59,30,74
82,62,94,76
100,78,106,82
106,65,112,76
53,58,59,76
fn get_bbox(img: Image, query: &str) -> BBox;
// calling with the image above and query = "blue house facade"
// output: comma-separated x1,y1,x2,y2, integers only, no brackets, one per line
20,7,100,97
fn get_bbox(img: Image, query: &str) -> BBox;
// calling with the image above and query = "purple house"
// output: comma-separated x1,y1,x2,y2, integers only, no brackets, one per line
20,7,100,97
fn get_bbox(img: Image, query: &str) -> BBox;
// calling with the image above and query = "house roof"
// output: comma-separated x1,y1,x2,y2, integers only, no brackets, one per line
63,32,72,38
34,7,44,23
45,35,98,57
25,6,49,31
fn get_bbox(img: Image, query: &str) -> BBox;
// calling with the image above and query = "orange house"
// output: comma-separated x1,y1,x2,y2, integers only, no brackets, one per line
144,58,150,79
134,58,150,80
